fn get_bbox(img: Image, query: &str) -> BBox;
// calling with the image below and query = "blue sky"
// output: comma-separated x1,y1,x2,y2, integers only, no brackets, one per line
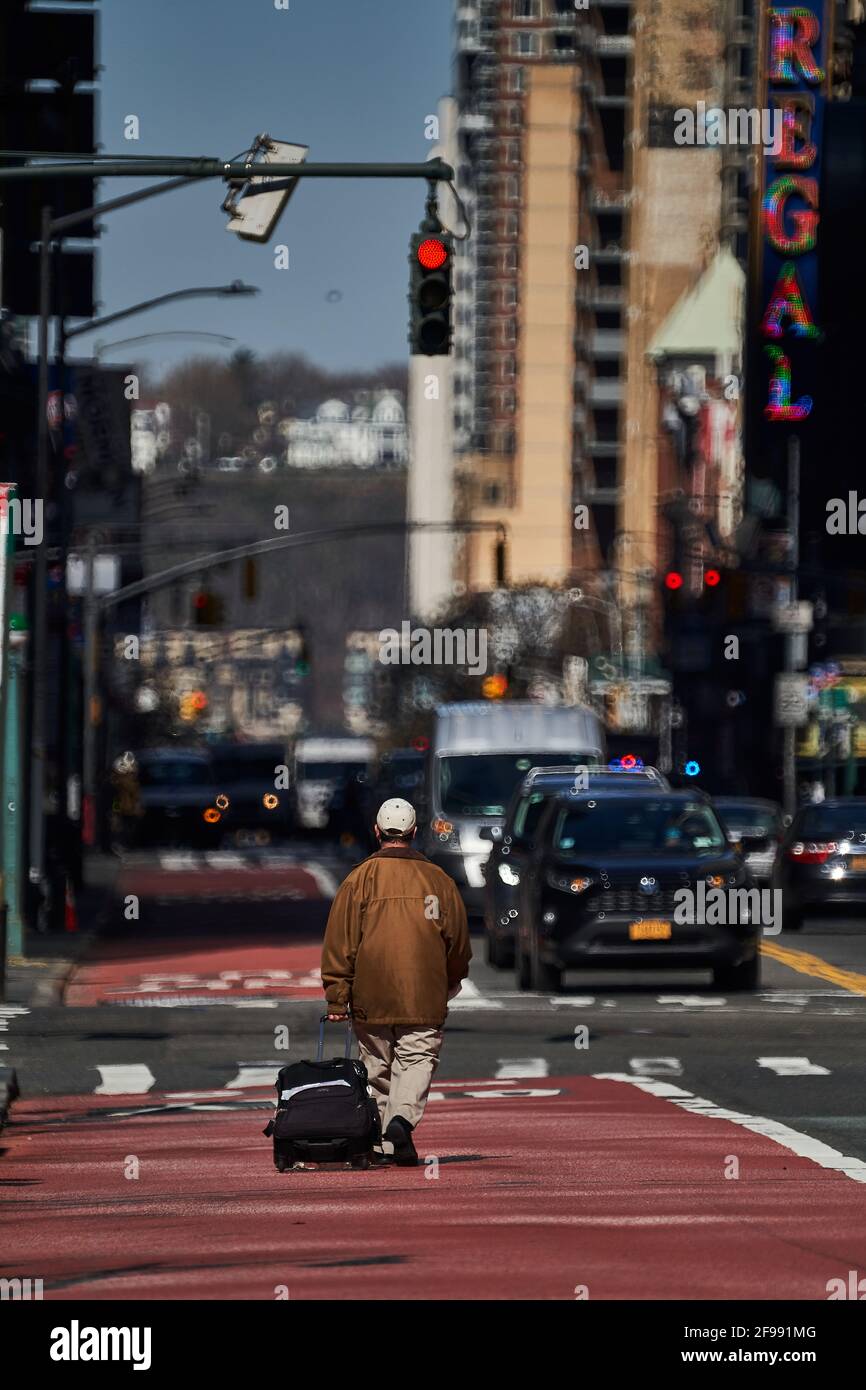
92,0,452,378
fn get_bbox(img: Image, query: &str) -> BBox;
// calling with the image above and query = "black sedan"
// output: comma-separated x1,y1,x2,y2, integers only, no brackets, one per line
482,764,670,968
773,798,866,929
516,791,760,993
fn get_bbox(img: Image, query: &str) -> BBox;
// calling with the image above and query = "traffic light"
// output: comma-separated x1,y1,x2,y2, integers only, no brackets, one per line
192,591,224,626
409,228,453,355
0,2,98,317
294,624,310,676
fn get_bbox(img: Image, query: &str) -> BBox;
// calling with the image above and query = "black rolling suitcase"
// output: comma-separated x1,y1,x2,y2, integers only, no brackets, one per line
264,1015,381,1171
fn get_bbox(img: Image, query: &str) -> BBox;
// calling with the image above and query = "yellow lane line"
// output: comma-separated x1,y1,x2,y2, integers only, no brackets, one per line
760,939,866,998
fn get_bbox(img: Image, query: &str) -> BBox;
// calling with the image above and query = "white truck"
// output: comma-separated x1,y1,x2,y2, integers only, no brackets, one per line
421,702,606,914
291,736,376,831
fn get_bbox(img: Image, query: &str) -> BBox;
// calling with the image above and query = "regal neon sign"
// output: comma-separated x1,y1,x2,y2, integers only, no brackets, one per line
761,4,828,422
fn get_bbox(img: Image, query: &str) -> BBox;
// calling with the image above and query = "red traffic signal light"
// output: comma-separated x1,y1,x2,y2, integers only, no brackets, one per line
664,571,683,590
416,237,448,271
704,569,721,587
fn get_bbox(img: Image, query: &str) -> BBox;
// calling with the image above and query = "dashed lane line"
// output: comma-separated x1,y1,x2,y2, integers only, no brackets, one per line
494,1057,549,1078
757,1056,831,1077
93,1064,156,1095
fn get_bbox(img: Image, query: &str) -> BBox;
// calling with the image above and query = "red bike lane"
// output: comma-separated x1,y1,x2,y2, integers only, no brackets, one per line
2,1075,865,1300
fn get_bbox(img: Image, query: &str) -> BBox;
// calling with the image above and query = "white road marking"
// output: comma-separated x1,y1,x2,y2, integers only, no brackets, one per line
495,1057,549,1078
448,979,504,1010
757,1056,831,1077
225,1063,280,1090
94,1064,155,1095
204,852,248,869
158,853,199,871
428,1087,562,1101
304,863,340,898
655,995,727,1007
629,1057,683,1077
595,1072,866,1183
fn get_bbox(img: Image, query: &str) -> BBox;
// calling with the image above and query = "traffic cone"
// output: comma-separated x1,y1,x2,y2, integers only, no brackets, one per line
64,878,78,933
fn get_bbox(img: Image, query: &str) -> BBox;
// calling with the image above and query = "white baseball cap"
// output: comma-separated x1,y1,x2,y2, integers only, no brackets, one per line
376,797,417,834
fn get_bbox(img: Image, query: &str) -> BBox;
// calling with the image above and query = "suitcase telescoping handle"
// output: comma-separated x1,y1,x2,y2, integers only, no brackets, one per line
317,1012,353,1063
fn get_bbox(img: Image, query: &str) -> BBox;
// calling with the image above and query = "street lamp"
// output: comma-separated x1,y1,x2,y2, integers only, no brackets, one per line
60,281,259,355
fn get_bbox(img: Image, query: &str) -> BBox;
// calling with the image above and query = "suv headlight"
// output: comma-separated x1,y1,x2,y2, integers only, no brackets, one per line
498,863,521,887
546,869,592,894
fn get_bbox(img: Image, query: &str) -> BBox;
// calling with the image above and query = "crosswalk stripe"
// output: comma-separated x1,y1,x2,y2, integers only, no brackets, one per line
157,853,199,871
224,1063,280,1090
757,1056,831,1076
449,979,504,1011
495,1057,549,1078
94,1064,155,1095
629,1057,683,1077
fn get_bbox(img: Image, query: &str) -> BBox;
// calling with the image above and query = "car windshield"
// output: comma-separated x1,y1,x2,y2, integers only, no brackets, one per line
297,761,366,781
139,760,212,788
716,803,780,836
794,806,866,838
553,798,728,855
439,752,594,817
512,791,549,840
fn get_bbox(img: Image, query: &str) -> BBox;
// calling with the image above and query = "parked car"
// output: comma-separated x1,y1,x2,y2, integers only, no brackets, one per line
482,764,671,967
422,701,606,916
773,797,866,929
713,797,787,883
516,790,759,992
135,748,221,848
210,742,290,844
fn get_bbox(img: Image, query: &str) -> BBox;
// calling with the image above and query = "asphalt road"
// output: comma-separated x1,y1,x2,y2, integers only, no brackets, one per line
3,843,866,1300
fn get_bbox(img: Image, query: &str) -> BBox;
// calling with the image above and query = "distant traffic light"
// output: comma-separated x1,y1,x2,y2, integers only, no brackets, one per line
664,571,683,590
409,228,453,355
704,569,721,588
192,590,224,626
294,624,310,676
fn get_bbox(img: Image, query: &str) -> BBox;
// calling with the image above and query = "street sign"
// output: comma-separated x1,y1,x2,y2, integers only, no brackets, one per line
66,553,121,597
774,674,810,727
224,139,309,243
773,601,813,634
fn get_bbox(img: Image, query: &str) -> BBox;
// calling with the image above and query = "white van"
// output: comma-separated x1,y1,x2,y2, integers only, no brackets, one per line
291,736,376,830
422,702,605,913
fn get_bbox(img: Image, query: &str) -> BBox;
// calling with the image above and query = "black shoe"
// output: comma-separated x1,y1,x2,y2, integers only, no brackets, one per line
384,1117,418,1167
369,1150,391,1168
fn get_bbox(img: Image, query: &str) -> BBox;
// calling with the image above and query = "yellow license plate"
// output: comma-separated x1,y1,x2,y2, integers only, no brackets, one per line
851,856,866,871
629,919,672,941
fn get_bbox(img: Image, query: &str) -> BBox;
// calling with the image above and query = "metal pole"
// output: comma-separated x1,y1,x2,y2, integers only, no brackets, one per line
28,207,52,928
82,535,98,850
783,433,800,817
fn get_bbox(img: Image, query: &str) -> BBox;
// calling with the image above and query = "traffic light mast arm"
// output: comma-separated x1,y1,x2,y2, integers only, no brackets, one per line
95,520,508,612
0,158,455,191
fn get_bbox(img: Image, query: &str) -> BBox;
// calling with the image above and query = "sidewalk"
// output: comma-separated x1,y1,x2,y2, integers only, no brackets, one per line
2,854,119,1007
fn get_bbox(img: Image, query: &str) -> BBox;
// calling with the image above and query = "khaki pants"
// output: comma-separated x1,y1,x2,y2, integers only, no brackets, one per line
354,1024,443,1149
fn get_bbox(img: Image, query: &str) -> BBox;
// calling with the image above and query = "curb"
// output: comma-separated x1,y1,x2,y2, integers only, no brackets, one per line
0,1065,20,1132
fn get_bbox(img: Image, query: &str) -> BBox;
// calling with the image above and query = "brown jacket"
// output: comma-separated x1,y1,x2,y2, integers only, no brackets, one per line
321,845,471,1027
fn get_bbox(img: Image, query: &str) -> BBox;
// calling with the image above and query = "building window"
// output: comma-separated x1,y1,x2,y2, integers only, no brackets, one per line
504,175,520,202
512,32,540,56
504,212,519,238
513,0,540,17
501,284,518,310
508,66,525,93
501,318,517,345
500,246,517,274
553,31,576,53
482,480,504,505
507,103,523,129
554,0,575,12
501,355,516,382
505,139,521,166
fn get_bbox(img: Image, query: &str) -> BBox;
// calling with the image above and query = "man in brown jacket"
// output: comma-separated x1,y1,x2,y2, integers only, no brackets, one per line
321,797,471,1165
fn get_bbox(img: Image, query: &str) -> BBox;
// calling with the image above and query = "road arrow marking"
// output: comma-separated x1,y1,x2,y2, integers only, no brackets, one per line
757,1056,830,1076
495,1057,549,1078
